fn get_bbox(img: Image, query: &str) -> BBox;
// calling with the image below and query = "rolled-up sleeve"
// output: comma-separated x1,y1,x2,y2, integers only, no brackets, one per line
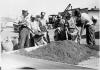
15,17,22,24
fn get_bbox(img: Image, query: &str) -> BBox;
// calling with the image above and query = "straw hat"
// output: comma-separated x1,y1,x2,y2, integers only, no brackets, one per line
22,10,29,15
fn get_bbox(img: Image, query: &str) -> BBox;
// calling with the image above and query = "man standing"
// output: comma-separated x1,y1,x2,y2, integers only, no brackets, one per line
74,9,95,45
17,10,31,49
39,12,50,43
54,13,67,41
30,15,46,46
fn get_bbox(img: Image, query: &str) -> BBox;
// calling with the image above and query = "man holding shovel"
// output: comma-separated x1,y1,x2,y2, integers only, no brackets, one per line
74,9,96,45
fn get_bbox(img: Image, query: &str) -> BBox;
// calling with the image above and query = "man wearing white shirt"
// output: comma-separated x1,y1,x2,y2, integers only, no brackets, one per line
39,12,50,43
30,15,47,46
16,10,31,49
30,15,41,32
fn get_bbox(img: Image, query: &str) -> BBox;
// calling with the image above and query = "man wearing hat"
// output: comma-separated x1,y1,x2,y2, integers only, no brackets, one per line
74,9,96,45
65,11,79,43
39,12,50,43
54,13,67,41
30,15,46,46
17,10,31,49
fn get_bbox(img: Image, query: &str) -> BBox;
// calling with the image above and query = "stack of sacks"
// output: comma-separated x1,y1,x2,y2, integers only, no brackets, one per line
1,37,13,52
1,36,19,52
12,36,19,46
11,36,19,50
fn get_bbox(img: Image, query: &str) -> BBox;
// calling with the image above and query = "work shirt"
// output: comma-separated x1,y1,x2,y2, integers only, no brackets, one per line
58,18,65,31
66,17,77,29
31,20,41,32
40,18,47,26
39,18,47,32
65,17,78,34
78,13,94,38
15,16,31,29
81,13,93,26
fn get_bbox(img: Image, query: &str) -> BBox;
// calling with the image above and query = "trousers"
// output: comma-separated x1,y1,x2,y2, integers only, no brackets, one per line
19,27,30,49
86,25,95,45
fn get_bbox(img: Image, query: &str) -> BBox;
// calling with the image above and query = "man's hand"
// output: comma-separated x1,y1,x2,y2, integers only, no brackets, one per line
79,36,81,40
57,27,61,33
31,33,35,37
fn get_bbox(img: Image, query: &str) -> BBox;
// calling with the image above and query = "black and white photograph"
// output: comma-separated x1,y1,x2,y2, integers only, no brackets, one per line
0,0,100,70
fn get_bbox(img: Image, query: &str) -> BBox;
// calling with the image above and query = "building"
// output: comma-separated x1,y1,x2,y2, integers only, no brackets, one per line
1,17,14,28
88,6,99,18
59,6,99,21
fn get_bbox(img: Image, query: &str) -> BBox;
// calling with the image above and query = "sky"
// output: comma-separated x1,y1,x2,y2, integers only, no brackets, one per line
0,0,99,19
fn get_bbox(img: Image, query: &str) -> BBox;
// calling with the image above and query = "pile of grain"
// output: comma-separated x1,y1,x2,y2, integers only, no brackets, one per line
14,40,98,65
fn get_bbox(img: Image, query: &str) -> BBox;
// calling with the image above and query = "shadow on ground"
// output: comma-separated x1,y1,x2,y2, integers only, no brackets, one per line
83,44,99,51
82,31,100,39
18,67,37,70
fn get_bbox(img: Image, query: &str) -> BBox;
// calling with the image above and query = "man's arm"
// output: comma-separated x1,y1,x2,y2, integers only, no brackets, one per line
80,23,85,38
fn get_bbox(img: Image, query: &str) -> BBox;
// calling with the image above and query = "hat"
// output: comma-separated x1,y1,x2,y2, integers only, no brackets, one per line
41,12,46,15
57,13,62,18
22,10,29,14
74,8,80,16
31,14,35,18
36,15,41,18
30,15,36,21
92,15,99,20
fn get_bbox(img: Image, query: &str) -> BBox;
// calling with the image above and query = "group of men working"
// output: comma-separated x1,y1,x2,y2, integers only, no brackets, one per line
53,9,98,45
53,11,80,43
16,9,98,49
16,10,50,49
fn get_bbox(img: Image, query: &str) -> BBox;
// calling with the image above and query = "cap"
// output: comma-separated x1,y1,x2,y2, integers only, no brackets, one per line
22,10,29,14
92,15,99,20
36,15,41,18
30,14,36,21
41,12,46,15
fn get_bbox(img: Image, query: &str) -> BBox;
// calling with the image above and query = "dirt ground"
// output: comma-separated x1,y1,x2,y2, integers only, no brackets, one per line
0,24,100,69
